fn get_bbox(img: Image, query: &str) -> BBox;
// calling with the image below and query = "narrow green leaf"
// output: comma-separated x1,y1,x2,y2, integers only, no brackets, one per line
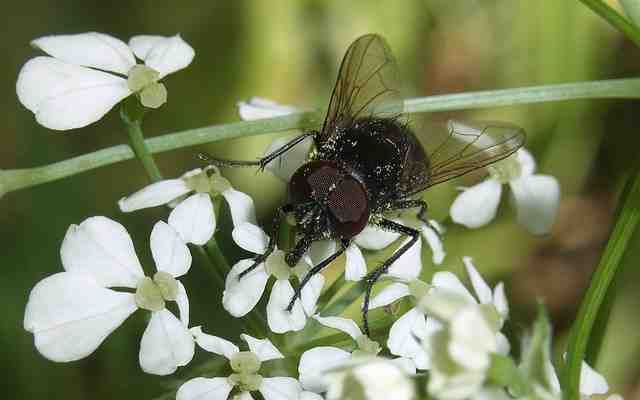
579,0,640,48
620,0,640,27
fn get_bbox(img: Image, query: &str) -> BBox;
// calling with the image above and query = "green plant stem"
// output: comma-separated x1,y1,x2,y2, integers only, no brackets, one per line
562,161,640,400
121,111,163,183
4,78,640,197
578,0,640,48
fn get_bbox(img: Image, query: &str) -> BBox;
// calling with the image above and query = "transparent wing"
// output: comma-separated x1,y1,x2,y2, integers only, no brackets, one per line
318,34,403,144
403,118,526,196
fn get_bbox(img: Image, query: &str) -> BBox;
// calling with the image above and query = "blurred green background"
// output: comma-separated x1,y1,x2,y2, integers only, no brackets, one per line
2,0,640,398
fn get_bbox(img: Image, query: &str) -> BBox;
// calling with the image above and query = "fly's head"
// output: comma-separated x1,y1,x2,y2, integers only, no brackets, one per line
288,160,370,241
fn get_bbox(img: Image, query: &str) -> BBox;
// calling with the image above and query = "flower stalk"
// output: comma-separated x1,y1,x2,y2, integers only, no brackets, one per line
120,99,163,183
4,78,640,198
563,158,640,400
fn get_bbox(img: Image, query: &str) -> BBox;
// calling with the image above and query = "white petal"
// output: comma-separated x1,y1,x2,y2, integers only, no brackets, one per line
150,221,192,277
448,307,496,370
299,347,351,392
516,148,536,176
368,282,410,310
238,97,299,120
129,34,195,78
222,259,269,317
177,377,234,400
17,57,131,130
301,274,325,316
462,257,492,304
260,377,302,400
344,243,367,281
304,240,337,266
267,280,306,333
263,134,313,182
301,392,323,400
510,175,560,235
313,315,362,340
60,216,144,288
118,179,192,212
240,334,284,362
450,179,503,229
221,188,258,226
354,223,400,250
235,393,255,400
24,272,137,362
387,308,428,366
580,361,609,395
168,193,216,246
431,272,476,304
190,326,239,359
496,332,511,356
32,32,135,74
493,283,509,321
139,309,195,375
176,281,190,327
232,222,269,254
386,238,422,280
391,357,418,374
421,224,445,265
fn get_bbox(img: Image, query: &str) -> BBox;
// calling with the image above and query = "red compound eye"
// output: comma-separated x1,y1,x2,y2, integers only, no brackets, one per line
327,176,370,239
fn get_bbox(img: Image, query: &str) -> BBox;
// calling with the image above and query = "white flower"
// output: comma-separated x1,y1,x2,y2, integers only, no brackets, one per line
178,328,302,400
324,356,416,400
238,97,300,121
298,315,415,394
17,32,194,130
543,356,612,400
118,166,256,245
450,148,560,235
23,216,194,375
222,222,324,333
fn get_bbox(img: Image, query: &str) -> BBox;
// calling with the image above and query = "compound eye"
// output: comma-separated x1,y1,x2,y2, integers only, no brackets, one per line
328,177,370,239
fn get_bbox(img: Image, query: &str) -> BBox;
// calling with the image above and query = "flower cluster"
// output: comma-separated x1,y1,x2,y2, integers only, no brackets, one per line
18,33,618,400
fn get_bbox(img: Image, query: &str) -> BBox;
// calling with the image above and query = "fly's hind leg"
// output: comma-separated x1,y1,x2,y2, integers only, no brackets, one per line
362,218,420,336
199,131,316,171
391,198,441,237
238,204,293,279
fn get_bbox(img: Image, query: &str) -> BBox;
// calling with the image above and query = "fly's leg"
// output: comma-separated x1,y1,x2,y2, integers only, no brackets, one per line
238,204,293,279
362,218,419,336
392,199,441,238
199,131,316,171
285,239,348,312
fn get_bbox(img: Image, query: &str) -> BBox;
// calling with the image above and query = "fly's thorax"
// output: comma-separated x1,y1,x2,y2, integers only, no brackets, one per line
288,160,370,239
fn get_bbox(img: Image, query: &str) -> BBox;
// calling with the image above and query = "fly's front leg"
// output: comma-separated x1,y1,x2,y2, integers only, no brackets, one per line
238,204,293,279
199,131,316,171
285,239,349,312
362,218,419,336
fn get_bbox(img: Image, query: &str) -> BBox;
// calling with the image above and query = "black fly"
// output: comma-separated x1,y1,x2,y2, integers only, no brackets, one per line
200,34,525,335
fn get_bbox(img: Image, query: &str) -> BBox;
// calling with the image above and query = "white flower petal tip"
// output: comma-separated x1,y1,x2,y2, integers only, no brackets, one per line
345,243,367,281
580,361,609,395
450,179,502,229
260,377,303,400
462,257,492,304
313,315,362,340
222,259,269,317
118,178,191,212
222,188,258,226
190,326,239,359
232,222,269,254
386,238,422,280
299,347,351,392
31,32,135,74
387,308,428,367
368,282,410,310
267,280,306,333
24,272,137,362
17,57,131,130
60,216,144,288
177,377,234,400
510,174,560,235
151,221,192,277
240,334,284,362
139,309,195,375
354,223,400,250
422,223,445,265
237,97,299,120
129,34,195,78
168,193,216,245
263,134,314,182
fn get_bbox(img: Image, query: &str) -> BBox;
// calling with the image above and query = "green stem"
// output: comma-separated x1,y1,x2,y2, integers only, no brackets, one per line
322,281,366,316
4,78,640,197
578,0,640,48
121,106,163,182
562,161,640,400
